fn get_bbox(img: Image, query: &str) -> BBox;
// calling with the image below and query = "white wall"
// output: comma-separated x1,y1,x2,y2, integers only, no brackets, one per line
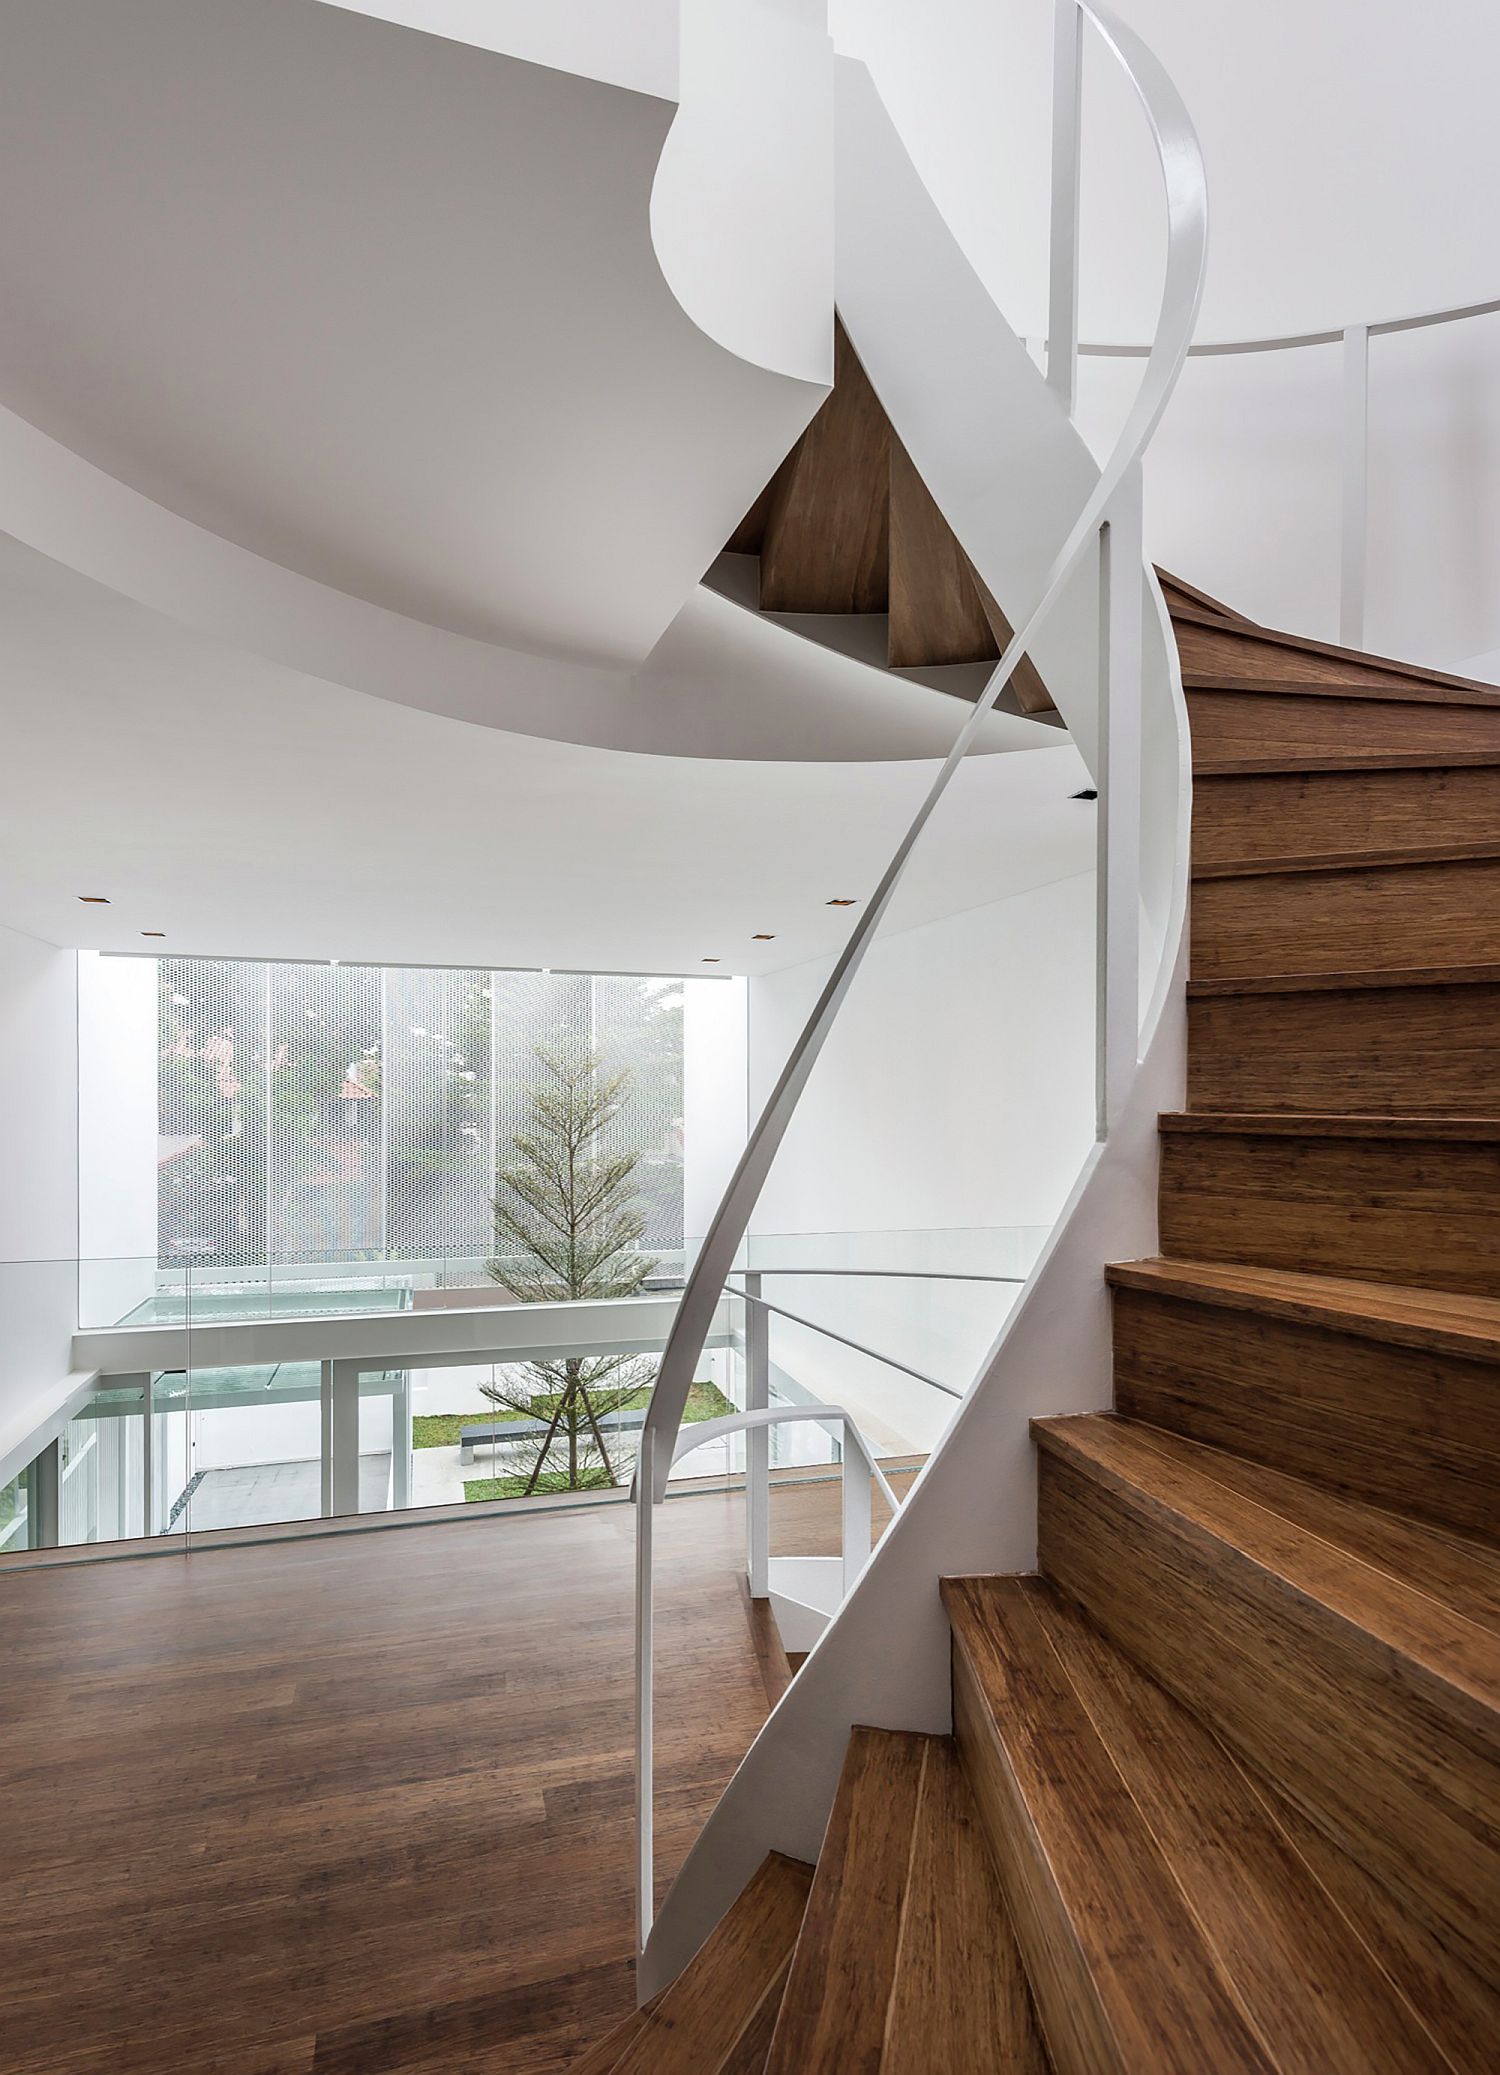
833,0,1500,669
0,922,79,1450
1076,318,1500,669
77,952,159,1326
683,976,749,1251
744,870,1096,1448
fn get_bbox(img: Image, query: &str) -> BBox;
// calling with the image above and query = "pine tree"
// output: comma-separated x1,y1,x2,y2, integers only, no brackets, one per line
483,1044,657,1494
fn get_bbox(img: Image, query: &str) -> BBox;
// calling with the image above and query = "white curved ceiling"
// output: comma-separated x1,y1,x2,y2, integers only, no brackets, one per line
836,0,1500,344
0,538,1092,974
0,0,818,666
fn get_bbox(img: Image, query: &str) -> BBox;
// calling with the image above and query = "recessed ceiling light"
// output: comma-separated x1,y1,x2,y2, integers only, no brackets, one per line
826,897,858,907
77,895,110,904
141,930,166,938
751,933,775,941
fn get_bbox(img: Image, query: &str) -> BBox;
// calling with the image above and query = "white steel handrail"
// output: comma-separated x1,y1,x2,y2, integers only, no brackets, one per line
636,1399,898,1948
1073,291,1500,647
726,1285,963,1399
1078,291,1500,358
669,1403,901,1517
640,0,1206,1507
634,0,1208,1953
725,1266,1025,1282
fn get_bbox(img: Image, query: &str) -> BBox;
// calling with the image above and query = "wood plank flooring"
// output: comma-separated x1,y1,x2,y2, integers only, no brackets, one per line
0,1477,873,2075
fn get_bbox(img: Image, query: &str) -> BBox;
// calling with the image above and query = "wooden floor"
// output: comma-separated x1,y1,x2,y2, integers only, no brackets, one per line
0,1474,888,2075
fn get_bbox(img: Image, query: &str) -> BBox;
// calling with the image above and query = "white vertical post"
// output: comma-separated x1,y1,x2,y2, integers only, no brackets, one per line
635,1426,656,1955
1340,322,1370,649
391,1369,411,1511
1096,465,1144,1139
1047,0,1083,414
30,1438,60,1549
841,1437,873,1600
320,1359,334,1517
328,1361,361,1515
744,1274,769,1597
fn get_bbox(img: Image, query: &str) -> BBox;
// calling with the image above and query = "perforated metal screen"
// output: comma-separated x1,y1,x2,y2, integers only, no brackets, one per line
158,962,684,1268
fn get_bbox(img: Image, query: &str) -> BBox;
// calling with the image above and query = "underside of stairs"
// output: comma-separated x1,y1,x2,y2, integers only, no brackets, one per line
572,591,1500,2068
710,316,1059,714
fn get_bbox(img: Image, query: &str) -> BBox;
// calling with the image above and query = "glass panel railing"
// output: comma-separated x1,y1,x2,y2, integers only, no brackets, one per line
1,1249,705,1565
76,1243,686,1330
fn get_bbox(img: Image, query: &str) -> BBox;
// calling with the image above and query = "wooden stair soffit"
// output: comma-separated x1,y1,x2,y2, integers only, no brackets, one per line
725,317,1054,710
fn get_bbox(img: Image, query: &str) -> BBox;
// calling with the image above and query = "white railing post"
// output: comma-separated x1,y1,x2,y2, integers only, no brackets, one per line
841,1436,873,1599
634,1426,656,1955
1340,321,1370,649
744,1272,770,1597
138,1373,154,1538
1096,462,1144,1139
1048,0,1083,414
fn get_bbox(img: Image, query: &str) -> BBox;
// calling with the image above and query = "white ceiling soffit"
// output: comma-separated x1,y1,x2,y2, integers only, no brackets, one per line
0,0,822,671
314,0,682,101
0,538,1093,975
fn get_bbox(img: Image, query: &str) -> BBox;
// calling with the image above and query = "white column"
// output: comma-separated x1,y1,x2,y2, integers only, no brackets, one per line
744,1277,769,1596
30,1437,60,1549
1340,322,1370,649
841,1441,873,1599
391,1370,411,1510
324,1360,362,1516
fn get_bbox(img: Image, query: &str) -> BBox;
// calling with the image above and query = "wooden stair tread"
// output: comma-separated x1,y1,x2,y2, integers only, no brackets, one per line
765,1727,1044,2074
1187,962,1500,996
1185,671,1500,708
1195,747,1500,775
1172,606,1500,704
1034,1415,1500,1700
945,1573,1462,2074
1107,1257,1500,1363
608,1853,812,2074
1157,567,1257,625
1192,838,1500,879
1159,1109,1500,1139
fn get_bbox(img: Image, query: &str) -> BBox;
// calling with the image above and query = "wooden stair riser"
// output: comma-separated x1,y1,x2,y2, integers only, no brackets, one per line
948,1583,1275,2075
1191,765,1500,870
1187,978,1500,1114
1035,1431,1500,1982
758,321,890,617
1111,1282,1500,1544
1186,688,1500,772
1175,612,1500,699
1190,856,1500,980
950,1574,1471,2075
1159,1122,1500,1296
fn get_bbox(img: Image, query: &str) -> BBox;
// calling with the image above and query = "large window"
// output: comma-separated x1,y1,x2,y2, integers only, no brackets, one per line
157,961,685,1273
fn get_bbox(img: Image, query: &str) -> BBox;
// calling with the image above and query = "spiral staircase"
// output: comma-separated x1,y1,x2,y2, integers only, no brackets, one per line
573,580,1500,2070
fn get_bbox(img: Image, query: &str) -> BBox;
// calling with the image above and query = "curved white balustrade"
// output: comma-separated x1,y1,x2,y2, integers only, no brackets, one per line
1076,290,1500,651
633,0,1207,1979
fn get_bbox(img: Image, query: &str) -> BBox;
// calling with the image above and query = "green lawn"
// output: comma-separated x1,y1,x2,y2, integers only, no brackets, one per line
417,1379,731,1451
458,1380,736,1502
463,1465,617,1502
